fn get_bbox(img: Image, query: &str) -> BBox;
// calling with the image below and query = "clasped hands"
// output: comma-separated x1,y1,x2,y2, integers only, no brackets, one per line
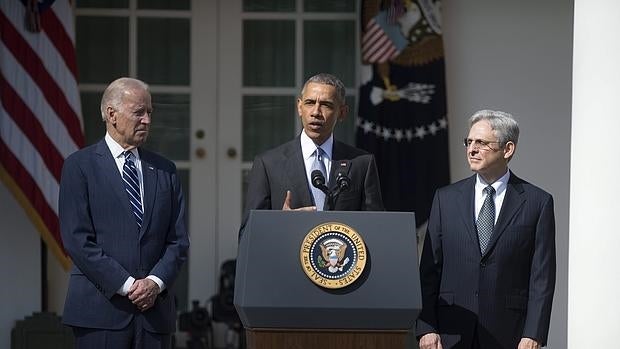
128,278,159,312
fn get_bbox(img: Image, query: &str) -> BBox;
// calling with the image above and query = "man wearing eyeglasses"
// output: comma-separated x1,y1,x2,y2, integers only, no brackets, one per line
416,110,556,349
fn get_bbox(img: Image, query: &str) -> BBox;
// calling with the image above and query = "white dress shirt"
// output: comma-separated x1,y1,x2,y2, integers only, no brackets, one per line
474,170,510,224
300,130,333,187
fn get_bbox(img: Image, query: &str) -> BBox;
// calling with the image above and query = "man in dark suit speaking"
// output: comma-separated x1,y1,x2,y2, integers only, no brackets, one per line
417,110,556,349
240,73,384,236
59,77,189,349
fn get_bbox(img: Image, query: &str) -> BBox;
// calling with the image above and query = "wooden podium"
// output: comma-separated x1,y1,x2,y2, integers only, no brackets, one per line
235,211,420,349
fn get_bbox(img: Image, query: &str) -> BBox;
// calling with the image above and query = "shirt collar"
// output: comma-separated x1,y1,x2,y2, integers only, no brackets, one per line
105,133,140,160
300,130,333,160
476,170,510,196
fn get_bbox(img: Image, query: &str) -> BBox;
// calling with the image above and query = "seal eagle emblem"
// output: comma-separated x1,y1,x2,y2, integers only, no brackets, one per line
300,222,367,289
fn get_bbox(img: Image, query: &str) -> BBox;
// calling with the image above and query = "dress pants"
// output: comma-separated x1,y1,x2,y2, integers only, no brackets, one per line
72,315,172,349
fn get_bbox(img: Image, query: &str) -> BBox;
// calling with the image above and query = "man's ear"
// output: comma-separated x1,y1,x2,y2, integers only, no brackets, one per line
503,141,516,159
106,106,116,123
296,98,303,118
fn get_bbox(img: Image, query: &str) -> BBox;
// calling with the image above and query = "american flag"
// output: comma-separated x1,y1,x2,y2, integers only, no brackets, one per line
361,10,408,64
0,0,83,270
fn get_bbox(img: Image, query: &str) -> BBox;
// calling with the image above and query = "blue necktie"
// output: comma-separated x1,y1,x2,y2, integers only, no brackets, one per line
310,148,327,211
477,185,495,254
123,151,143,227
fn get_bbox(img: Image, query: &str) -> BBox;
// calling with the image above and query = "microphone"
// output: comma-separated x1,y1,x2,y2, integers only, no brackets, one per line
336,170,351,192
311,170,329,194
323,161,351,211
335,161,351,193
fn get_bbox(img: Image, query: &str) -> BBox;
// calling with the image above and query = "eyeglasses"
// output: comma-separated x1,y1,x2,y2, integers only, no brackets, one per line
463,138,504,150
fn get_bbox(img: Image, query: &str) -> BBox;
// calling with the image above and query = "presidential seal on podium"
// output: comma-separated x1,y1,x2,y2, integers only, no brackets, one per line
300,222,367,289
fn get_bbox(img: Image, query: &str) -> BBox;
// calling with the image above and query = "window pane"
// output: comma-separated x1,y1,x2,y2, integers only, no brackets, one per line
77,0,128,8
243,95,295,161
303,20,356,87
304,0,355,12
333,96,356,146
243,20,295,87
138,0,190,10
145,94,190,161
81,92,105,145
77,17,128,83
138,18,190,85
243,0,295,12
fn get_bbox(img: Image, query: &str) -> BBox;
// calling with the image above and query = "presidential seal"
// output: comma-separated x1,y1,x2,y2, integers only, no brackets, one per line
300,222,367,289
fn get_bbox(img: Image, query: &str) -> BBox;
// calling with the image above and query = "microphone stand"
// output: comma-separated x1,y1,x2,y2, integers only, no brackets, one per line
325,172,351,211
311,169,351,211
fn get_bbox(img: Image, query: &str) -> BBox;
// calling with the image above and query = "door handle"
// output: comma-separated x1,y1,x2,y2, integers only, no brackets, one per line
195,148,206,159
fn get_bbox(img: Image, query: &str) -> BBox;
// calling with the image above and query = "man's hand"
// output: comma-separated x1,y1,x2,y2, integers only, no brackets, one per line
282,190,316,211
419,333,443,349
518,337,540,349
128,278,159,312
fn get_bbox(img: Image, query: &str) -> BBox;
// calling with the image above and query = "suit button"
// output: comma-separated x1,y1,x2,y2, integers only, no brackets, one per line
480,262,486,268
475,291,479,297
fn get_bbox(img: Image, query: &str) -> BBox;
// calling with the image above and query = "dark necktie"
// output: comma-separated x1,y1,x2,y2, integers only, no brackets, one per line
477,185,495,254
310,147,327,211
123,151,143,227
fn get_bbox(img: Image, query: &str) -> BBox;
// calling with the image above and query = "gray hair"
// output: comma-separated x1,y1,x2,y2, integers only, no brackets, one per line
100,77,149,121
469,109,519,145
300,73,346,104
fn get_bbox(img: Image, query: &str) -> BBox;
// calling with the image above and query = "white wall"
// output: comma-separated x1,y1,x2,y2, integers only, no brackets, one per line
443,0,573,347
0,183,41,348
48,254,69,315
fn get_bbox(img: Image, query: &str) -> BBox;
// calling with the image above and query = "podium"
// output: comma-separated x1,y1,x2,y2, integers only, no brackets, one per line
234,210,421,349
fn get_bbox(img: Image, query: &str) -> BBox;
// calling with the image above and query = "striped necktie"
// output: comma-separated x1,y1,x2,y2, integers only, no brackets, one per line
122,151,143,227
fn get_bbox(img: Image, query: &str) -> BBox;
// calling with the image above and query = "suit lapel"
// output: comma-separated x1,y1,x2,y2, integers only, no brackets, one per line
457,175,480,249
94,140,135,224
284,139,313,207
139,149,157,238
483,172,526,258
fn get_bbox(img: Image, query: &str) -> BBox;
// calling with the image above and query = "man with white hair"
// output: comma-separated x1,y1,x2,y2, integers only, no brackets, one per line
417,110,556,349
59,77,189,348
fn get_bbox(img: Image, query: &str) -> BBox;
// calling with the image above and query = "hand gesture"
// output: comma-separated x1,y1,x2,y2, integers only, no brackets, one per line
282,190,316,211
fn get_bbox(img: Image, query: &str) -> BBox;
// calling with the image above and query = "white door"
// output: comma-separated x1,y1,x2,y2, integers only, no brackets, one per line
186,0,220,308
75,0,358,316
214,0,360,292
209,0,361,297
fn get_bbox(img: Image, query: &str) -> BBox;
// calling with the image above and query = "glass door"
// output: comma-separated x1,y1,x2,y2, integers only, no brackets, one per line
76,0,360,327
217,1,360,275
76,0,211,313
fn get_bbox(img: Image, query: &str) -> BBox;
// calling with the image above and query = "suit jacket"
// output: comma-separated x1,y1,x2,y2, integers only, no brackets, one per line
239,137,384,236
59,139,189,333
416,172,556,349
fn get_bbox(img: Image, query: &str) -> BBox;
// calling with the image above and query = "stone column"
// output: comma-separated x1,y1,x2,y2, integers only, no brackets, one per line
569,0,620,347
